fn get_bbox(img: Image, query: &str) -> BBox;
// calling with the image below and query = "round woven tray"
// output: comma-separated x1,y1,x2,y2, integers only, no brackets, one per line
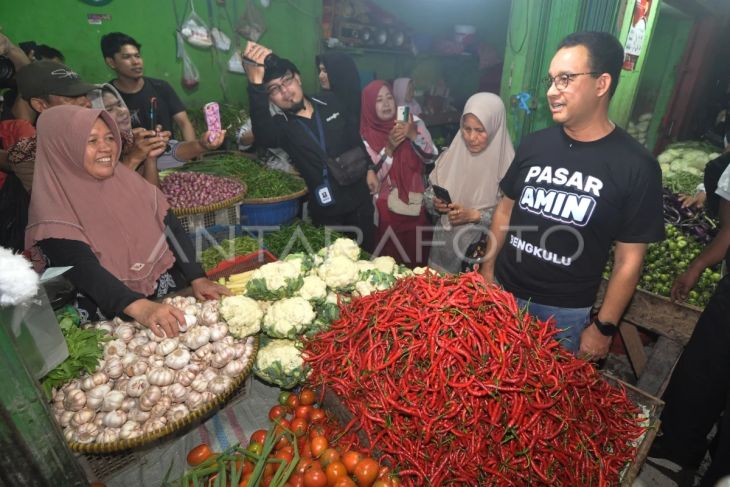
170,179,247,217
67,335,259,454
242,186,308,205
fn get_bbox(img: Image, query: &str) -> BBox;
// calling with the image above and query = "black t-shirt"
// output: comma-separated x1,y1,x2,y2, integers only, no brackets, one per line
112,77,186,133
495,125,665,308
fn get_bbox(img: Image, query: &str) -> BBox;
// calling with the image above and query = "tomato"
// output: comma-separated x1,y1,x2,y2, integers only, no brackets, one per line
274,448,294,466
246,442,263,457
187,443,214,466
290,417,309,437
319,448,340,468
309,408,326,423
299,388,316,406
250,429,268,445
377,466,391,480
242,460,255,475
296,457,315,475
278,391,291,405
300,442,313,459
90,484,107,487
269,405,288,422
333,478,357,487
263,462,276,478
303,467,328,487
326,461,348,485
288,473,305,487
341,451,364,474
275,432,290,450
310,436,329,458
309,424,327,439
261,474,273,487
295,405,313,420
372,482,390,487
353,458,379,487
286,393,301,409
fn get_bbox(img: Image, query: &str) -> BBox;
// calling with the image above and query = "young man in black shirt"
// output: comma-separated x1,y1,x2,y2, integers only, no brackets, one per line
101,32,195,141
480,32,664,358
242,42,376,251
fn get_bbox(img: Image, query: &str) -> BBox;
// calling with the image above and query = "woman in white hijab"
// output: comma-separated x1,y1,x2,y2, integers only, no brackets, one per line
426,92,514,273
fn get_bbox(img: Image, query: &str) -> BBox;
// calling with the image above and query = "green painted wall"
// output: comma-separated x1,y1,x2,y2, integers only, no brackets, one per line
0,0,322,110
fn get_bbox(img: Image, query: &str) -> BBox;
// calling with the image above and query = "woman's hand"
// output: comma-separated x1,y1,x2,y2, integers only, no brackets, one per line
147,130,171,159
366,169,379,195
403,113,418,141
125,128,165,168
678,191,706,209
447,203,480,226
386,124,406,155
433,196,450,214
124,299,185,338
191,277,231,301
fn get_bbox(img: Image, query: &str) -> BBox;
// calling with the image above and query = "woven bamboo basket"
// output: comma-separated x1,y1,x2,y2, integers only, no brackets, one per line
242,185,308,205
67,335,259,454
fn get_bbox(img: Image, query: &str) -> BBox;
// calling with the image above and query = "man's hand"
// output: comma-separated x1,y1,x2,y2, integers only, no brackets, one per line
147,130,171,159
125,128,165,168
678,191,706,209
366,169,379,195
447,203,479,226
671,266,702,302
124,299,185,338
579,322,612,360
242,42,272,85
433,196,450,214
0,33,11,56
191,277,231,301
199,130,226,151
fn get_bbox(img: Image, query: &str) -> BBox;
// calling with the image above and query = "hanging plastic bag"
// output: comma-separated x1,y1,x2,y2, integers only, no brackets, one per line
181,0,213,48
236,0,266,41
228,50,245,74
177,32,200,90
211,28,231,51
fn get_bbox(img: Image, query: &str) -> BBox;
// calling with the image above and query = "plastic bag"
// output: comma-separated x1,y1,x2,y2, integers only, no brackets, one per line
181,0,213,48
211,27,231,51
236,0,266,41
177,32,200,90
228,51,245,74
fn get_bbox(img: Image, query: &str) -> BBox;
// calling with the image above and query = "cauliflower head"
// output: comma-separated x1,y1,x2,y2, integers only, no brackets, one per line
246,261,303,300
254,339,306,389
356,260,376,273
262,297,316,339
354,280,377,297
284,253,315,273
321,238,360,261
372,256,396,274
220,295,264,338
297,275,328,302
317,255,360,290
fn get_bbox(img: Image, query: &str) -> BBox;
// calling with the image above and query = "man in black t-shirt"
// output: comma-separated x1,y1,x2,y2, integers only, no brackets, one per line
480,32,664,358
242,41,376,252
101,32,195,141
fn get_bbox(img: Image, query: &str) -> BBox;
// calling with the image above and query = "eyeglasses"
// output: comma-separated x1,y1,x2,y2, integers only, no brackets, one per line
543,72,599,91
266,73,296,96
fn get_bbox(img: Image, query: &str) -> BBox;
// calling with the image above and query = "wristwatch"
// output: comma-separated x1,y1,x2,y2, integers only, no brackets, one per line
592,316,618,336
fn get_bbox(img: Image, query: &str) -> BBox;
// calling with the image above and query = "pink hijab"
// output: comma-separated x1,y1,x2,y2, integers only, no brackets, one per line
26,105,175,296
392,78,422,117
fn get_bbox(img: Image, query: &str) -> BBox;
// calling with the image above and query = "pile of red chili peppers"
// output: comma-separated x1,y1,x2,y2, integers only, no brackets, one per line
304,272,648,486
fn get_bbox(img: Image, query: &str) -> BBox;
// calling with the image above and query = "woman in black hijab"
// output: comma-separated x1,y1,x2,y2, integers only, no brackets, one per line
316,52,362,129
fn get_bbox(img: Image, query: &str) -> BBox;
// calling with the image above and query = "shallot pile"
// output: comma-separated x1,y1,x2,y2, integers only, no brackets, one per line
160,172,244,209
51,297,255,445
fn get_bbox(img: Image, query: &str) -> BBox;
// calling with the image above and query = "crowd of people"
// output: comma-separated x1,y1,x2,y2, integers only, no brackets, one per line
1,26,730,485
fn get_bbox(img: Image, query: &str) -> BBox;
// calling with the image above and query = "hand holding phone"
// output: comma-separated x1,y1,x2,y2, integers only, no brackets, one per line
397,105,410,123
204,102,221,144
432,185,452,205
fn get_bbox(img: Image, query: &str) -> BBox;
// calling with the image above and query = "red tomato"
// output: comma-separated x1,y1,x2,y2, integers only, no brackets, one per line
353,458,379,487
333,478,357,487
242,460,255,475
295,405,313,420
290,417,309,437
296,457,315,475
263,462,276,478
377,466,390,480
310,436,329,458
261,474,273,487
309,424,327,439
299,388,316,406
186,443,213,466
288,473,305,487
275,433,290,450
269,405,288,422
319,448,340,468
309,408,326,423
286,393,301,409
238,473,253,487
300,441,313,459
250,429,268,445
325,461,348,485
341,451,364,474
274,448,294,466
303,467,328,487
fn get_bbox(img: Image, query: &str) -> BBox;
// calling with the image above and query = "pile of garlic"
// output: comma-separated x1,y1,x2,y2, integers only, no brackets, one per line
51,296,255,445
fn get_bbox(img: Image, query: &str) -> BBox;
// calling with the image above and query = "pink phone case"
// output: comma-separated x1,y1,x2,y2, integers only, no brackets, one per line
204,102,221,143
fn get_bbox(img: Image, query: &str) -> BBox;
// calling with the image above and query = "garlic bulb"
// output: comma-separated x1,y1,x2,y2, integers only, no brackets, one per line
126,359,148,378
166,383,188,403
91,371,109,386
139,385,162,411
135,341,157,358
80,376,97,391
112,317,127,327
220,335,235,346
121,397,137,412
128,335,149,350
121,352,139,368
53,401,65,414
143,417,167,434
128,408,150,423
64,427,76,442
193,343,213,362
126,376,149,398
71,408,95,427
59,410,75,428
105,339,127,357
191,376,209,394
186,296,198,305
201,368,218,383
64,389,87,411
157,337,179,356
208,375,232,395
149,396,172,418
167,404,190,422
94,415,105,428
222,359,245,377
201,391,216,403
165,348,191,370
208,322,228,342
97,428,120,443
74,423,99,444
183,326,210,350
201,306,219,325
184,314,197,329
119,421,142,440
103,410,128,428
105,357,124,379
102,391,125,412
176,368,196,387
113,378,130,393
232,343,247,359
147,367,175,387
114,323,136,343
146,329,165,343
87,384,111,410
96,322,114,335
185,391,204,410
211,347,235,369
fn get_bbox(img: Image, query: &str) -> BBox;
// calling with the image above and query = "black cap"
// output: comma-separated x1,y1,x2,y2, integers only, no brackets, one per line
263,54,300,84
16,60,96,100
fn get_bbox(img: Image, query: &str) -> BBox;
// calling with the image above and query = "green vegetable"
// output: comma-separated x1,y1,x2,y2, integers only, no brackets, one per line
200,235,260,271
263,220,345,257
186,104,249,148
41,306,110,396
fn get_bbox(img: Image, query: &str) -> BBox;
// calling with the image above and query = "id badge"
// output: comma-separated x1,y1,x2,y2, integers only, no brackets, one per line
315,181,335,207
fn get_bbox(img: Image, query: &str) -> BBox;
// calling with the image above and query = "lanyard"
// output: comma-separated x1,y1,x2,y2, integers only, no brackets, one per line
296,110,329,178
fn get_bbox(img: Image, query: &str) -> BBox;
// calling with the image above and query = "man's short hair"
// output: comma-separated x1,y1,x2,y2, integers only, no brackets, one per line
35,44,65,62
262,54,300,85
557,31,624,97
100,32,141,59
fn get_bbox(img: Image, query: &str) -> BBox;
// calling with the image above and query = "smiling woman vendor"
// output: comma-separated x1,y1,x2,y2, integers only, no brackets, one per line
25,105,229,337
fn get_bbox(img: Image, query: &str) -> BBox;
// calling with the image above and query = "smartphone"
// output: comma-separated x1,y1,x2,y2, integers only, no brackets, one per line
204,102,221,144
148,97,158,131
397,105,410,123
432,185,452,204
